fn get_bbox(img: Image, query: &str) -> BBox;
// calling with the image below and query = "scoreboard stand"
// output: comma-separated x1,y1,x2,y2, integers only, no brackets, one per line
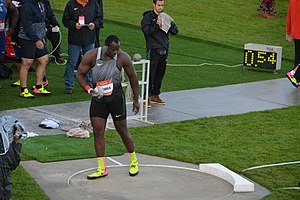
243,43,282,74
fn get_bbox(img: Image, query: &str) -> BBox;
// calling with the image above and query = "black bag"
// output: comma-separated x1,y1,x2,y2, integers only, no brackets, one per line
0,63,13,79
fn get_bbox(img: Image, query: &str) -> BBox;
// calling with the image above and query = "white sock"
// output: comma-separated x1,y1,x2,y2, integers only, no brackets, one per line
290,71,295,76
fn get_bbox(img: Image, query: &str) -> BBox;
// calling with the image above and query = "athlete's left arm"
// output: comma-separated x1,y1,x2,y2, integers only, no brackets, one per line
121,52,140,114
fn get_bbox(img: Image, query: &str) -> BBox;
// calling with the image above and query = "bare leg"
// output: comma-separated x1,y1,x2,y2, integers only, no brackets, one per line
91,117,107,157
114,119,139,176
19,58,33,87
87,117,108,179
293,65,299,72
113,119,135,153
35,55,48,85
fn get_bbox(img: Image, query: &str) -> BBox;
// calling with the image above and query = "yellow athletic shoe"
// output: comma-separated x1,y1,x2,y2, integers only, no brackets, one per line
11,80,20,87
286,72,298,88
20,88,35,98
87,168,108,180
129,160,139,176
33,85,51,95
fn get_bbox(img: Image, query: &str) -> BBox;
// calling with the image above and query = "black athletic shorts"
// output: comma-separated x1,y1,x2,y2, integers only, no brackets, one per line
90,93,127,121
19,38,47,59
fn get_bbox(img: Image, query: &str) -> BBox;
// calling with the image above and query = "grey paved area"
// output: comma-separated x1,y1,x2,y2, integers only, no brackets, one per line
1,78,299,136
1,77,300,199
21,154,270,200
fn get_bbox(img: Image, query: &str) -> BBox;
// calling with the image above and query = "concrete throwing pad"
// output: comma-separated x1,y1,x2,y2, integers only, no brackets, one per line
69,166,232,200
21,154,270,200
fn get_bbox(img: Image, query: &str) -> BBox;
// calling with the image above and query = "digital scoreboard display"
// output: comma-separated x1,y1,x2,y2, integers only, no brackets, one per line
243,43,282,73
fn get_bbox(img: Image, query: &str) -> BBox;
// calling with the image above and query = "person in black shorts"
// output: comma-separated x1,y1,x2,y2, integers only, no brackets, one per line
76,35,140,179
18,0,50,98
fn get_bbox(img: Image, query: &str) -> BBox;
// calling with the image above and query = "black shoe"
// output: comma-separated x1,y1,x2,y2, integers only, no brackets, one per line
65,88,73,94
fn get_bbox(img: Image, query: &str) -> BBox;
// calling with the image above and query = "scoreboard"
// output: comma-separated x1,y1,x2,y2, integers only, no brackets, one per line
243,43,282,73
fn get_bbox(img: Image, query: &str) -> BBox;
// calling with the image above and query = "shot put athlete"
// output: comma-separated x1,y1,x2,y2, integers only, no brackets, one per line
76,35,140,179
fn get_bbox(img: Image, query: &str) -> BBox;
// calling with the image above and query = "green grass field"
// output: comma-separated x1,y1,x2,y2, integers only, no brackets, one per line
50,0,293,59
1,0,299,199
0,10,294,110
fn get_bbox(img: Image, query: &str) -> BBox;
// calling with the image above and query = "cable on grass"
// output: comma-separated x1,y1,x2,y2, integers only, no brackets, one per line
277,186,300,190
242,160,300,172
48,30,67,65
167,63,243,68
243,161,300,191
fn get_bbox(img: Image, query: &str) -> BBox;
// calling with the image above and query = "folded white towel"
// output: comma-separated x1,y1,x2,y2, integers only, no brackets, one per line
39,118,60,129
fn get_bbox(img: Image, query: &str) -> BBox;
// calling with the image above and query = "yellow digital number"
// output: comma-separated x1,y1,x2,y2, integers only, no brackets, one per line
267,53,276,64
244,50,255,67
257,51,266,64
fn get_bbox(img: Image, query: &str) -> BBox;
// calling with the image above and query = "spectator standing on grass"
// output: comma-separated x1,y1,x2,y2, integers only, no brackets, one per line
10,0,60,88
76,35,140,179
94,0,103,48
10,0,26,88
18,0,51,98
141,0,178,106
62,0,103,94
44,0,65,64
285,0,300,88
0,0,18,90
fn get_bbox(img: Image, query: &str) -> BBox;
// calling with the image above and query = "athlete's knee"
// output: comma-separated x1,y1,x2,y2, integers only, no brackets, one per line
115,124,128,135
93,129,105,139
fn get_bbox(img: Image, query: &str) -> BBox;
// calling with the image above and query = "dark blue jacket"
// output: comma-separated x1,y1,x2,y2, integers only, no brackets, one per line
43,0,59,28
141,10,178,50
18,0,46,41
62,0,103,45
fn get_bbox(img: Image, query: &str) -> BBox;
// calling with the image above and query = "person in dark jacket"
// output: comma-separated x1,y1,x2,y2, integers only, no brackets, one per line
141,0,178,106
10,0,53,88
43,0,64,64
18,0,51,98
62,0,102,94
94,0,103,48
9,0,25,88
0,134,22,200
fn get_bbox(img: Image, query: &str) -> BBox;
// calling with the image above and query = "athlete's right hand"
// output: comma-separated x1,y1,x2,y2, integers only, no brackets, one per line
132,100,140,115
